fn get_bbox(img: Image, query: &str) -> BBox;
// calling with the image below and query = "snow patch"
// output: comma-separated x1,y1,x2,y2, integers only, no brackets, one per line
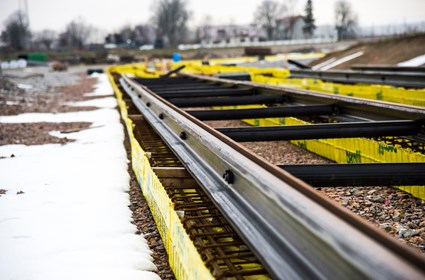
5,101,20,106
85,74,114,97
17,83,33,90
398,54,425,66
0,74,158,280
63,97,118,109
320,51,364,71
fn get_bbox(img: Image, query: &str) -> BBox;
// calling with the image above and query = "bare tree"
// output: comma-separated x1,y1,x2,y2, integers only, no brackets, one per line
134,24,155,45
1,10,31,51
60,18,93,49
152,0,191,48
34,29,57,50
119,25,136,45
303,0,316,38
197,15,212,43
105,24,155,46
255,0,286,40
335,0,357,40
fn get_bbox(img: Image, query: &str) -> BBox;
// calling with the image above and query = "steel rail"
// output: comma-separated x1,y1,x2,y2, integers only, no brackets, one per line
133,76,201,85
149,86,232,92
187,105,335,120
217,72,252,81
217,120,422,141
351,65,425,73
155,88,255,98
144,81,229,91
181,73,425,122
120,74,425,280
147,84,225,91
279,163,425,187
169,95,286,107
289,69,425,88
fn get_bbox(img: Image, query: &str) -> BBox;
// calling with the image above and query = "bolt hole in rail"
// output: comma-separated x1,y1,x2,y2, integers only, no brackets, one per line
117,72,425,279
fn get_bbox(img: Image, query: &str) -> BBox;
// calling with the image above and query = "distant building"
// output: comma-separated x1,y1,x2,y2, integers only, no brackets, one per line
199,24,265,45
276,16,337,41
314,25,337,40
276,15,305,40
186,18,338,50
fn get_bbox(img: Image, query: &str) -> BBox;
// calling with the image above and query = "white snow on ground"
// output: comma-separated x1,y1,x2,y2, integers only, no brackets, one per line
319,51,364,71
398,54,425,66
84,73,114,97
0,74,160,280
63,97,118,109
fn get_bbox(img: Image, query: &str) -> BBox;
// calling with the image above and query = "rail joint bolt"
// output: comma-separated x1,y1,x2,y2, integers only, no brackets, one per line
180,131,187,140
223,169,234,184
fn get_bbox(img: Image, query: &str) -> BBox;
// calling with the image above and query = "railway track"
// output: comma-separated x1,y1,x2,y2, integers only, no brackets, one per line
289,69,425,88
351,65,425,74
113,72,425,279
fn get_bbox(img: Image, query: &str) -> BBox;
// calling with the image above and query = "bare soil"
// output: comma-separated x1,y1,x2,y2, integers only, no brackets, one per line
0,75,98,145
310,33,425,69
0,75,102,115
0,122,91,145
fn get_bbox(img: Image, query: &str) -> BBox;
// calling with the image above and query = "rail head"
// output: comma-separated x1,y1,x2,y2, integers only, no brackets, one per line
119,74,425,280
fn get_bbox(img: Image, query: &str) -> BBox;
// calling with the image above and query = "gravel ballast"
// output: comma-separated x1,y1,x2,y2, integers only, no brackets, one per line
207,120,425,254
244,139,425,254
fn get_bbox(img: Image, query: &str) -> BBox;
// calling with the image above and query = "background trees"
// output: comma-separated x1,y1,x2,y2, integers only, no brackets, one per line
59,18,93,49
335,0,358,40
1,0,413,51
196,15,212,43
133,24,155,46
1,10,31,51
33,29,57,50
254,0,287,41
152,0,190,48
105,24,155,46
303,0,316,38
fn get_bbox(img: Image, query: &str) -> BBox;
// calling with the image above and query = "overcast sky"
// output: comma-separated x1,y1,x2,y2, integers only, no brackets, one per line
1,0,425,34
